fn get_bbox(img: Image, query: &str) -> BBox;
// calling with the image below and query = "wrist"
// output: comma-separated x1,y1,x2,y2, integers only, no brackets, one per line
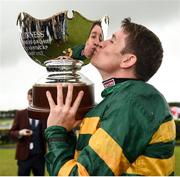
47,119,69,131
45,126,68,149
45,126,68,139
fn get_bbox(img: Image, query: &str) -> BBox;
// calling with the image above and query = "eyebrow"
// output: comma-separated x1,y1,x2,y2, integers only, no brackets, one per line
91,32,97,35
91,31,102,35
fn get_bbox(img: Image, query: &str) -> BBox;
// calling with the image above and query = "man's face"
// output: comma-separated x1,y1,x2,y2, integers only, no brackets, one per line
83,25,103,58
27,94,32,105
91,28,128,74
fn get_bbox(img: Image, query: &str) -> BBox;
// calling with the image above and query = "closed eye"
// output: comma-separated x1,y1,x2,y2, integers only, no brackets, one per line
91,34,96,39
109,34,116,43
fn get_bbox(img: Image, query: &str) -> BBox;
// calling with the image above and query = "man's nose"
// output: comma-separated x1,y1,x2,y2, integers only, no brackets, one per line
98,40,108,48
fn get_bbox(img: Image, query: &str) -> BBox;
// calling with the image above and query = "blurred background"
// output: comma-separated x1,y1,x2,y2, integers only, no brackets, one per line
0,0,180,175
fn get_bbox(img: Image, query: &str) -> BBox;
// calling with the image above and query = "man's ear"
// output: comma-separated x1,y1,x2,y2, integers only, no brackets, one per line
120,54,137,69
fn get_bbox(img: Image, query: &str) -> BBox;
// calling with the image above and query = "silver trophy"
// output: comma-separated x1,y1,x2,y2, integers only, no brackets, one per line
17,10,109,119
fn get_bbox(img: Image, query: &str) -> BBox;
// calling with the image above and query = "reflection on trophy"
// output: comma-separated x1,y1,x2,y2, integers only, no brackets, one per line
17,10,109,120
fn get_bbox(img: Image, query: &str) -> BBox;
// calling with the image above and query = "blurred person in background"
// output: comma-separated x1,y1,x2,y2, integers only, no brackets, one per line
9,89,46,176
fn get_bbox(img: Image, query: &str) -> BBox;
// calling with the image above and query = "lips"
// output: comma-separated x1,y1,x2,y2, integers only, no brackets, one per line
91,46,100,57
94,47,100,54
93,49,97,54
92,48,100,58
91,47,96,52
89,47,95,55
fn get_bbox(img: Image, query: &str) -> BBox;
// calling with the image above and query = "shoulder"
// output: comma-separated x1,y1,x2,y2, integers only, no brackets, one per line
16,108,27,113
129,81,169,114
127,81,171,125
113,80,167,105
15,108,28,117
102,80,170,124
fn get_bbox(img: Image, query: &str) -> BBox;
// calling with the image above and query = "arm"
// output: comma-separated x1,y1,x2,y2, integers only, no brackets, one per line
9,111,21,139
45,123,130,176
9,110,32,140
45,83,85,175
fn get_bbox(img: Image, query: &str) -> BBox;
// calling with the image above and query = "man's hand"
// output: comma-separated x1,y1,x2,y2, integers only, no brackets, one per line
46,83,84,131
19,129,33,136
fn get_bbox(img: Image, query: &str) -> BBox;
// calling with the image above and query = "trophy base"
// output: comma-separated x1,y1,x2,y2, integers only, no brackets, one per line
28,105,94,120
28,83,95,120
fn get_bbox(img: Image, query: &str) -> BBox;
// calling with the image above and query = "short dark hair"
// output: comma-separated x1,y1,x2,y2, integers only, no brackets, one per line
89,21,103,39
90,21,102,33
27,88,32,96
121,18,163,81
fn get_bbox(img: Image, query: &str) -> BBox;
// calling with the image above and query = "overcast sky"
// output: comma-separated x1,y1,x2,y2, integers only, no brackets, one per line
0,0,180,110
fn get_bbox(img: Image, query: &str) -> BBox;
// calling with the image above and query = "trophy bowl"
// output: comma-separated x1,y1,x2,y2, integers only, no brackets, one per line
17,10,109,120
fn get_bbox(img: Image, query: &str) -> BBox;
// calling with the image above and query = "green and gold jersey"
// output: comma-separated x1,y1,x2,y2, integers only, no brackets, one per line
45,79,176,176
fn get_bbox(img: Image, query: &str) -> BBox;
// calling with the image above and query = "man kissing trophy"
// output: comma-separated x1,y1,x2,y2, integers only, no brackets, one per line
17,10,109,120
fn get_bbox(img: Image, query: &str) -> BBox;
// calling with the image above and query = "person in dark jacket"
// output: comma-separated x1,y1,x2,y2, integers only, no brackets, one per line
9,89,46,176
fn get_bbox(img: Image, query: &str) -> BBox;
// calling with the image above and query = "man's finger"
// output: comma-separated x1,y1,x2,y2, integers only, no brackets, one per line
72,91,84,112
57,84,63,106
65,84,73,107
46,91,55,109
